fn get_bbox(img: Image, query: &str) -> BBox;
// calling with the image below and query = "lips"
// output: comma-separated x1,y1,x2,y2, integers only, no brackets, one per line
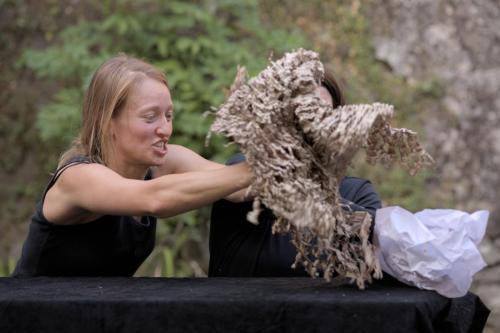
152,140,168,155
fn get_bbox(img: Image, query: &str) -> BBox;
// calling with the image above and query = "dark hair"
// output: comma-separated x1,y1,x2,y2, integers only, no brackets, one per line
322,70,345,108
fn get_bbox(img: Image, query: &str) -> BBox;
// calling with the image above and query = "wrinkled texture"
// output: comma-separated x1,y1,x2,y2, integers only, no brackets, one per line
374,206,488,297
209,49,434,288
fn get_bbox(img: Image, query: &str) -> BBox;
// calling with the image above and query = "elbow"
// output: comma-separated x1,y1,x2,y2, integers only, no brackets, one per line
142,183,177,217
146,194,187,218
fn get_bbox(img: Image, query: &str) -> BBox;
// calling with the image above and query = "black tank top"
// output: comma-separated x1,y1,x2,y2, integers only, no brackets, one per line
13,157,157,277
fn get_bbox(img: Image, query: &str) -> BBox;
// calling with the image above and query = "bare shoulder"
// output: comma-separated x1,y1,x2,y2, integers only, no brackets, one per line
43,163,121,224
54,163,123,194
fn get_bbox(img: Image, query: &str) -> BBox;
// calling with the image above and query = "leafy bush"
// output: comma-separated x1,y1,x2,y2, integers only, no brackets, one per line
3,0,445,277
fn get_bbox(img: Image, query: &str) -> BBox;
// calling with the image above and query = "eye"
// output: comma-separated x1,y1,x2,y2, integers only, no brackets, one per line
165,112,173,122
143,113,157,123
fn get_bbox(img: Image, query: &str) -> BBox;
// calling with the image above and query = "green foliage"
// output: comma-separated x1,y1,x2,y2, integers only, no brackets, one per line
0,0,85,273
23,0,305,158
0,258,16,277
36,89,82,144
3,0,449,277
19,0,305,276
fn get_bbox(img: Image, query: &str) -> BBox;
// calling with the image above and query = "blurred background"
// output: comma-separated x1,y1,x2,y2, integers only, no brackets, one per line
1,0,499,330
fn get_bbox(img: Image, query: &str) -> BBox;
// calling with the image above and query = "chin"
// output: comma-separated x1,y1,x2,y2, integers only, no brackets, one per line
150,155,168,167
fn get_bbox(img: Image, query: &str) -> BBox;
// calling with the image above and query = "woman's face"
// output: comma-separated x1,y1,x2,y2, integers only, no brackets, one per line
109,77,173,169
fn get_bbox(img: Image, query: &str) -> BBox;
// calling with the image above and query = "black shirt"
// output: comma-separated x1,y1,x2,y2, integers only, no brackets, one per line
13,157,156,277
209,153,381,277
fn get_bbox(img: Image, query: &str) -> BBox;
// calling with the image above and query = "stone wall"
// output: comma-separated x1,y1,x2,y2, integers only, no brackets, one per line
368,0,500,330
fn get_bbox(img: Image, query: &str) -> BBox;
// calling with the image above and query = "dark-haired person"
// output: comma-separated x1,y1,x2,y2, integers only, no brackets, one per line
208,70,381,277
13,55,253,277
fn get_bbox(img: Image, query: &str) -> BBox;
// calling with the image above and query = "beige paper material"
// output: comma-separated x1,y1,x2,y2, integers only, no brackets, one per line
209,49,434,288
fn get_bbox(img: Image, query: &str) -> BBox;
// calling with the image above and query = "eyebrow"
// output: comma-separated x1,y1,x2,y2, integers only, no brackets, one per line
139,105,173,113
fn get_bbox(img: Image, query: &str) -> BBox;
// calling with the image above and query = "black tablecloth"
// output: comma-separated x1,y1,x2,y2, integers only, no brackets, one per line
0,277,489,333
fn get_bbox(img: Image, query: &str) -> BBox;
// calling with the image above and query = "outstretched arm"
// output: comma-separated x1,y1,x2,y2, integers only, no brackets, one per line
154,145,253,202
43,161,252,224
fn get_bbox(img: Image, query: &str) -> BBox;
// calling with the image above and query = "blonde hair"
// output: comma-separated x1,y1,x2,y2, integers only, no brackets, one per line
58,54,168,167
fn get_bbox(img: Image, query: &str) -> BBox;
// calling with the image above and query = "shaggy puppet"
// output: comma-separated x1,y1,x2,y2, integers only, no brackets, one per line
209,49,434,288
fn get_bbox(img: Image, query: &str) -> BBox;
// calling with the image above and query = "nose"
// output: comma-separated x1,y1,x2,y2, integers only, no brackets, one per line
155,117,172,139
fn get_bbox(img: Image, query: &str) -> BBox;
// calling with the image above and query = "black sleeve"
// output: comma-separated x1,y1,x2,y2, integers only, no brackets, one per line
339,178,382,241
226,152,246,165
340,180,381,218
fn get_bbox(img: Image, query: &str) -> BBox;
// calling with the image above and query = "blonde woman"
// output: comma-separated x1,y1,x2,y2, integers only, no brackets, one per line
13,55,252,277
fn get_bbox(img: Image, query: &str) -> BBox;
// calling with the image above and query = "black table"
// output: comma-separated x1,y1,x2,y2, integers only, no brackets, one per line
0,277,489,333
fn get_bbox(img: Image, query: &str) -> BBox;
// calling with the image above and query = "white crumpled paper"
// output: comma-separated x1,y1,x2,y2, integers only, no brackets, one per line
373,206,489,298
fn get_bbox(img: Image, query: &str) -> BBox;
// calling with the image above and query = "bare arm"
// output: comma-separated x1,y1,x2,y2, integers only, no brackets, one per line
43,162,252,224
154,144,253,202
